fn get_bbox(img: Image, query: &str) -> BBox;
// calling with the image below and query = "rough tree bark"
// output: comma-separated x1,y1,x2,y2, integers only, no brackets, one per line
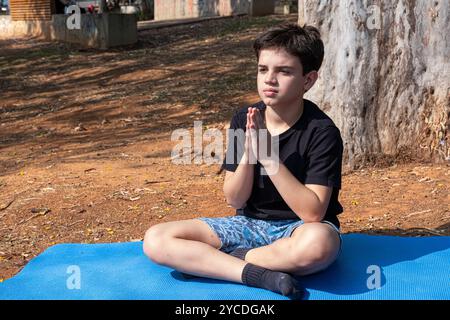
298,0,449,169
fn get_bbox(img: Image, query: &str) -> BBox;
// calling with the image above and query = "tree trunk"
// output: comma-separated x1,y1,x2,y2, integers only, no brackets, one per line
298,0,449,169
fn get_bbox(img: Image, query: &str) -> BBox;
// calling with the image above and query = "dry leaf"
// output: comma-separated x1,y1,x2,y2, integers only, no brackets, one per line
31,208,51,215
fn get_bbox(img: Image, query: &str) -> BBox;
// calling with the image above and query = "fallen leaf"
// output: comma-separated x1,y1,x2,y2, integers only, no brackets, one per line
31,207,51,215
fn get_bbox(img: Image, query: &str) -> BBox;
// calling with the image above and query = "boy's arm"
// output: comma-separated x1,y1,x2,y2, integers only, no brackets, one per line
223,152,254,209
249,106,340,221
261,160,332,222
223,107,259,209
260,125,342,222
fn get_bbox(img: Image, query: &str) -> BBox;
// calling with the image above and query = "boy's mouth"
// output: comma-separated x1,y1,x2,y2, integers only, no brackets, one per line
263,89,278,97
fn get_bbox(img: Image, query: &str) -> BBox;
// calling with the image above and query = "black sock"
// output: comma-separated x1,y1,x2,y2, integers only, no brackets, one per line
242,263,304,299
229,248,251,260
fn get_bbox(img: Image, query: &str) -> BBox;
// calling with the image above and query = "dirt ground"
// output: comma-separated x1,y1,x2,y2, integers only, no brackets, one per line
0,14,449,282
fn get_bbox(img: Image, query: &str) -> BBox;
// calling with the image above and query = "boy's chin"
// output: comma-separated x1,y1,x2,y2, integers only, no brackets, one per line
261,97,280,107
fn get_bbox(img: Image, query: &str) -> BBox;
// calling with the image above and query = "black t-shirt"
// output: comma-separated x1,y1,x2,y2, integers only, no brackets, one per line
221,99,344,228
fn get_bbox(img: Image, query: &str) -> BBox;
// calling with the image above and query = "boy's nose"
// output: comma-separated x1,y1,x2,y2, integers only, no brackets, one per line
264,72,277,84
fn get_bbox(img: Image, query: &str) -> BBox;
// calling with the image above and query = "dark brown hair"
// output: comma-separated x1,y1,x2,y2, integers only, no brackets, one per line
253,23,324,74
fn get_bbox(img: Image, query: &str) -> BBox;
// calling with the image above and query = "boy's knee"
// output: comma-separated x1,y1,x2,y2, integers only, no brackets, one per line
143,224,169,264
290,244,328,271
289,224,340,272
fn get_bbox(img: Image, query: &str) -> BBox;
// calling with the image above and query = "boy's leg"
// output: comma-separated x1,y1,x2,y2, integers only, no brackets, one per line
143,219,246,283
143,218,304,298
243,222,341,276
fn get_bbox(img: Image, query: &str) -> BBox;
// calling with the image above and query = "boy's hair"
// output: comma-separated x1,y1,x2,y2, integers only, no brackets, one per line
253,23,324,75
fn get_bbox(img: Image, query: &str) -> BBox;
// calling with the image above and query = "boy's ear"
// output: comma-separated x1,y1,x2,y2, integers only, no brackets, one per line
304,71,319,92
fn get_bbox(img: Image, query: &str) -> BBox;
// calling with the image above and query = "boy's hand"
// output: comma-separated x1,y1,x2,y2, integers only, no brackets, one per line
248,107,266,131
243,108,256,164
245,107,277,168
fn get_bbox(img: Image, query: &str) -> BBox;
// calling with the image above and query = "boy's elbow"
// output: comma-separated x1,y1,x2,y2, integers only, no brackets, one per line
225,196,245,209
223,185,243,209
296,209,326,223
301,216,323,223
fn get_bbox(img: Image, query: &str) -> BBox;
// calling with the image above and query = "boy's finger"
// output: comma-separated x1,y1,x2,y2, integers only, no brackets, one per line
250,111,256,128
252,110,262,129
248,111,255,129
247,108,252,126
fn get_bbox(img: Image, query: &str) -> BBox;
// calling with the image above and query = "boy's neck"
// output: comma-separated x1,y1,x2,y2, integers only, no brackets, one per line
264,99,304,135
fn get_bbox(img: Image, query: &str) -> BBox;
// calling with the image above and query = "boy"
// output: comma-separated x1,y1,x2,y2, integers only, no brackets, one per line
143,24,344,299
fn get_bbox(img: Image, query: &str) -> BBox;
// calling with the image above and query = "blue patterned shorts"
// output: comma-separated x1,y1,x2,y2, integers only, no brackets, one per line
197,215,341,253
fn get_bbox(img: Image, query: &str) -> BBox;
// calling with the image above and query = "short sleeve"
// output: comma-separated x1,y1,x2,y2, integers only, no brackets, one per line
221,111,246,172
303,126,343,188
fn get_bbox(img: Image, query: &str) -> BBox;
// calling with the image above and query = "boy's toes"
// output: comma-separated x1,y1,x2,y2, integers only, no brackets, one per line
279,275,305,300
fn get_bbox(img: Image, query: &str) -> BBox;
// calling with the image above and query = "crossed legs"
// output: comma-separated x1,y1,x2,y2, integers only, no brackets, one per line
143,218,340,281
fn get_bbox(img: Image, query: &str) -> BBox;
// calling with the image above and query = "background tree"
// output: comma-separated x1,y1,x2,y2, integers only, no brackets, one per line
298,0,449,169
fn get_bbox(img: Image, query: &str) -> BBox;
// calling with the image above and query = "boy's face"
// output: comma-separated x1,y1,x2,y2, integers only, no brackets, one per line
257,48,314,108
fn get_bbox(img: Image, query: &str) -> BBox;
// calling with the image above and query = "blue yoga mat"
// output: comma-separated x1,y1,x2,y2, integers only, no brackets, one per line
0,234,449,300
